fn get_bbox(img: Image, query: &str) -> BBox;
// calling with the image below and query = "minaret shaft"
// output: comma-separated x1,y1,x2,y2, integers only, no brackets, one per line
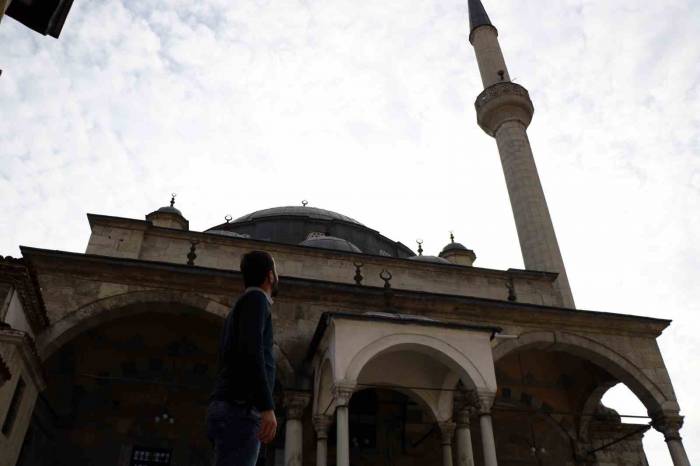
495,120,575,308
471,26,510,87
469,4,575,308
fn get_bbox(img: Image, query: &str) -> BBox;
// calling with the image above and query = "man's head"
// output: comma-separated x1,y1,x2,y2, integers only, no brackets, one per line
240,250,279,297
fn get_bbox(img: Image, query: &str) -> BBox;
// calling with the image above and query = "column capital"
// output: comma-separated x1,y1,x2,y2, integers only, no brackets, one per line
438,421,456,446
455,408,472,427
284,391,311,420
476,390,496,415
454,389,478,426
652,412,684,442
313,414,333,440
332,381,356,407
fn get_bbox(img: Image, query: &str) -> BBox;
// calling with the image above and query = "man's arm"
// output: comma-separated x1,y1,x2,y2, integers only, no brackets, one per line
238,292,275,412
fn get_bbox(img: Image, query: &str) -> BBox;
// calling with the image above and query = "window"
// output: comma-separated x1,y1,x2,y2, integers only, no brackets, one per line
2,377,26,436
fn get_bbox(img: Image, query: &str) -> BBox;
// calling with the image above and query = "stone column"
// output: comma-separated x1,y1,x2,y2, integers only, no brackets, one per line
652,414,691,466
477,392,498,466
333,383,354,466
438,422,456,466
455,408,475,466
313,415,333,466
283,392,311,466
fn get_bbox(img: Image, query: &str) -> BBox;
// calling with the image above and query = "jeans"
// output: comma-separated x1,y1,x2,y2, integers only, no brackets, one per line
206,400,261,466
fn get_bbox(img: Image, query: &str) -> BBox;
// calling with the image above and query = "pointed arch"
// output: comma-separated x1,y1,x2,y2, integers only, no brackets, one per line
36,289,295,388
493,331,674,414
346,333,491,391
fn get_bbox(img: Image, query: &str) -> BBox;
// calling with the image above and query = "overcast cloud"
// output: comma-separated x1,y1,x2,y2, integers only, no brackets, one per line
1,0,698,463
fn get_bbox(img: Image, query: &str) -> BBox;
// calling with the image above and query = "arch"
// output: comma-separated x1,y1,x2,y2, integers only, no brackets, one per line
578,380,618,440
493,390,579,464
346,333,491,391
492,331,671,414
37,289,295,388
497,386,578,442
353,385,439,424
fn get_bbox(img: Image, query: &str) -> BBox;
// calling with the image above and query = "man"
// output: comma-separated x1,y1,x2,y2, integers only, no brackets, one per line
207,250,279,466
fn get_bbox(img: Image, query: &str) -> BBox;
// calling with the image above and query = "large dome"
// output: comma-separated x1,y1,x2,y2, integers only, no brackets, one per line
233,206,363,226
207,205,414,258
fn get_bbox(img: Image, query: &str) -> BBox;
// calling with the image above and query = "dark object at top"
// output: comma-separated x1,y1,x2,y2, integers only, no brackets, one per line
468,0,493,33
5,0,74,38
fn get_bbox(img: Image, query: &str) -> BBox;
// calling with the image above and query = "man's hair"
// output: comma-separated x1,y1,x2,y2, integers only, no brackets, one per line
240,250,275,288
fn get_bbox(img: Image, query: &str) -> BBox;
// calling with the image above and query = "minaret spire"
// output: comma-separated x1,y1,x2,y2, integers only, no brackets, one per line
468,0,492,33
468,1,575,309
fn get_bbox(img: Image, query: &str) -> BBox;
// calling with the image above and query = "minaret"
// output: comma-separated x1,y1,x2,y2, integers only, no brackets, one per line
468,0,575,308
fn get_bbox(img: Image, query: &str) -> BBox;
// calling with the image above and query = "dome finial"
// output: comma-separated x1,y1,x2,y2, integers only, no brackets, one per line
416,239,424,256
301,200,308,207
450,231,455,243
170,193,177,207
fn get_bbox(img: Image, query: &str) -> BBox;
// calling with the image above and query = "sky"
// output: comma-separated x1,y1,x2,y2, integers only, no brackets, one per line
1,0,698,463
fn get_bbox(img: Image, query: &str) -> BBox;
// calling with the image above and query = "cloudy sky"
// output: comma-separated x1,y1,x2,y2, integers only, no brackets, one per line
1,0,698,463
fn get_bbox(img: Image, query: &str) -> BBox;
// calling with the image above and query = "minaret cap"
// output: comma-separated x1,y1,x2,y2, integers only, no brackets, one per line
468,0,493,33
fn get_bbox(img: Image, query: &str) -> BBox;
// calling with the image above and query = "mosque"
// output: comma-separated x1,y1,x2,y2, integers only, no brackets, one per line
0,1,692,466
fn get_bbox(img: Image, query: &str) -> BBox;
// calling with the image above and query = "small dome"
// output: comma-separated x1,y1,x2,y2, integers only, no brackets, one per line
439,239,476,266
207,230,251,239
408,255,450,264
299,235,363,253
441,242,469,254
146,196,188,231
156,205,183,216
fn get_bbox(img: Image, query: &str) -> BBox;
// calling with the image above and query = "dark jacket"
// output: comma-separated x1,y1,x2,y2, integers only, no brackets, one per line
210,288,276,411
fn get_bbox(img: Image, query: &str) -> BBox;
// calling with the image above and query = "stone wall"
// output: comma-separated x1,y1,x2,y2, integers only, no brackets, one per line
84,215,564,308
590,421,650,466
10,244,680,466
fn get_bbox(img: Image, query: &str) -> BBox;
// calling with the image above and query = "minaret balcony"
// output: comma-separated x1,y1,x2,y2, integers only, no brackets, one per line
475,82,535,136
